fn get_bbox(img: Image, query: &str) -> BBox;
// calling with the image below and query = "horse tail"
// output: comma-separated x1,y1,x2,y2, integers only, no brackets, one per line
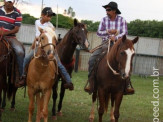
104,91,110,112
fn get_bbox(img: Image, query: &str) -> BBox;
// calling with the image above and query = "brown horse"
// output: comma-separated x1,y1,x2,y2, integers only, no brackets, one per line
52,19,89,119
89,35,138,122
27,27,58,122
0,37,20,122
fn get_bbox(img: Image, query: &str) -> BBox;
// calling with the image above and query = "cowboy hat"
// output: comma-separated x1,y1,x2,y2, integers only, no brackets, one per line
103,1,121,14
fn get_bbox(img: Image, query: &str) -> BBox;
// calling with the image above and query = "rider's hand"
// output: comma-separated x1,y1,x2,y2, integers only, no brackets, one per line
110,36,116,42
107,29,117,35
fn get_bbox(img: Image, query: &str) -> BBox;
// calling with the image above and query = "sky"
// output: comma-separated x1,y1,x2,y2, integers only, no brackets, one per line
15,0,163,22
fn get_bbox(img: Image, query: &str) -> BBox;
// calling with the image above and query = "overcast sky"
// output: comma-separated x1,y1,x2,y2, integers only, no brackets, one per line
16,0,163,22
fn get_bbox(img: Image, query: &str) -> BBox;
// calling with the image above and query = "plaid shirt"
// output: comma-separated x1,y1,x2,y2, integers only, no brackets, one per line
97,15,128,42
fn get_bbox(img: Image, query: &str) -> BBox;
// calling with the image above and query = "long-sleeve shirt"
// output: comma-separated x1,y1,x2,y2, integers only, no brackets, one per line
97,15,128,42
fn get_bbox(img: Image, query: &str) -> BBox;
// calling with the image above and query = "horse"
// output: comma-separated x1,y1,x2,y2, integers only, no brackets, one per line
0,37,20,122
27,27,58,122
88,35,138,122
52,19,89,119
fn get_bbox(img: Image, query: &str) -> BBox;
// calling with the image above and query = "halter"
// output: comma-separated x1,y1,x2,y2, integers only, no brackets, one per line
106,39,120,75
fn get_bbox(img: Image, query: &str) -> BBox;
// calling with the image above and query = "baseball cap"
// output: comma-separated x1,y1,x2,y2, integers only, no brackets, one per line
42,7,56,16
5,0,14,2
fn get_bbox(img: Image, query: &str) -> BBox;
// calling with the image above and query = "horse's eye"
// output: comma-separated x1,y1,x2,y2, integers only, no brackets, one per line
120,51,125,55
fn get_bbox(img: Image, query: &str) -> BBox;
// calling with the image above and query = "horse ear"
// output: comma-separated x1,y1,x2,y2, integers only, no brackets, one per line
132,36,139,44
74,18,78,27
122,35,126,43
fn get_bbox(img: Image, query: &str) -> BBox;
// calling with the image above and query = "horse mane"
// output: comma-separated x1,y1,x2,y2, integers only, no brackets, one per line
59,28,73,45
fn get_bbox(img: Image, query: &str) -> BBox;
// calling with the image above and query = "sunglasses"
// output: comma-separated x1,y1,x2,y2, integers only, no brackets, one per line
6,1,13,3
106,9,112,12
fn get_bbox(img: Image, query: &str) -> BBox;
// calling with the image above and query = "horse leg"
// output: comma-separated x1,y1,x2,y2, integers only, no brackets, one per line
10,87,17,111
114,93,123,122
27,87,35,122
36,93,41,122
57,81,65,116
1,89,6,111
110,94,115,122
52,81,58,119
89,90,97,122
0,86,2,122
98,89,105,122
42,89,52,122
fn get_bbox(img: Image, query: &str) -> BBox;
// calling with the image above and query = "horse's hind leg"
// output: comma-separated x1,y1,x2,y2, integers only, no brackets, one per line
28,87,35,122
89,90,97,122
114,93,123,122
52,80,58,119
98,89,105,122
57,81,65,116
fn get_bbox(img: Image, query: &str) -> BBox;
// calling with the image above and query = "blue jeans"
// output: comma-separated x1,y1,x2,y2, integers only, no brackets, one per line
4,37,25,76
23,48,71,83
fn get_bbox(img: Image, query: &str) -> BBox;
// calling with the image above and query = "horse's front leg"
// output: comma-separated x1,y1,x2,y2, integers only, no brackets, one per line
110,94,115,122
10,87,17,111
52,80,58,120
43,89,52,122
28,87,35,122
2,89,6,111
36,93,41,122
57,81,65,116
89,90,97,122
114,92,123,122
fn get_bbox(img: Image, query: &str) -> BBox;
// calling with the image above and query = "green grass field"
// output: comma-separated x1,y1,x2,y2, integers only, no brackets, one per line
1,71,163,122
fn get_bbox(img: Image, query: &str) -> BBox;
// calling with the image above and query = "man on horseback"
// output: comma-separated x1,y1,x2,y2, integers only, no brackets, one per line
84,1,135,95
17,7,74,90
0,0,25,82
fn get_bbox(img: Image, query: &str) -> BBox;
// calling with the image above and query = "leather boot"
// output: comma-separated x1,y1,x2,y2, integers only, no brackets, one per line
84,75,94,95
124,78,135,95
15,75,26,88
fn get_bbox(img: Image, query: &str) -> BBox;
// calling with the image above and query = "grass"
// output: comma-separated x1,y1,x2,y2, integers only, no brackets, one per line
1,71,163,122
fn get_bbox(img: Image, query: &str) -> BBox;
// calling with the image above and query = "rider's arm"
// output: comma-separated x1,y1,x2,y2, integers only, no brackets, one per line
97,18,108,38
115,18,128,40
2,26,20,36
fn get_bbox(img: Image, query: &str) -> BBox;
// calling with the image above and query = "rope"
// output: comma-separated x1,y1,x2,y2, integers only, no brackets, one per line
106,39,120,75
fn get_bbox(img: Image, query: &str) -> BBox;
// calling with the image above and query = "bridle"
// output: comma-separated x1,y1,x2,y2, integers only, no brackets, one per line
34,34,56,61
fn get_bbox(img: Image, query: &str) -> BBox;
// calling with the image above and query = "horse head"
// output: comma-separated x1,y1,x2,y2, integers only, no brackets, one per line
115,35,138,79
71,19,89,50
36,27,57,61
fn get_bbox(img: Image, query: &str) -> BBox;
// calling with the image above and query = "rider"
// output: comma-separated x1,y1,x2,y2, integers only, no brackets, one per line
0,0,25,83
84,1,135,95
16,7,74,90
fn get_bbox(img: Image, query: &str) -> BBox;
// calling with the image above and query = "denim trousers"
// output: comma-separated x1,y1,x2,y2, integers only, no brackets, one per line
4,37,25,76
23,48,71,83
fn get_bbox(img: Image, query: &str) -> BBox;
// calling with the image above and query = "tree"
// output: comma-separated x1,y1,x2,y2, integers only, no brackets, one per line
22,14,37,25
67,6,75,18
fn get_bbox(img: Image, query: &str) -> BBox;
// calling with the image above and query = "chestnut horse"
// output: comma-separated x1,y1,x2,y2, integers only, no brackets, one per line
52,19,89,119
27,27,58,122
89,35,138,122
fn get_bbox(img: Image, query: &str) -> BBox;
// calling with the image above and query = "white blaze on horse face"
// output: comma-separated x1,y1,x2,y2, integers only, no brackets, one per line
125,48,134,77
45,33,53,50
82,28,89,48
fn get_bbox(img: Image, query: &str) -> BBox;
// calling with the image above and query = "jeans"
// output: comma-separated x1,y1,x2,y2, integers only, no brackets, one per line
23,48,71,83
4,37,25,76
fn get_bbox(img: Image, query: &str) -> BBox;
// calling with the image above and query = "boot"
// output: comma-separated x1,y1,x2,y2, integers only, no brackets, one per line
124,78,135,95
64,82,74,90
15,75,26,88
84,75,94,95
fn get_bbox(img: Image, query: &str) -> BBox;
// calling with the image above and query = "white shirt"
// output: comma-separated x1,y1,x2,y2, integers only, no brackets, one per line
35,18,54,38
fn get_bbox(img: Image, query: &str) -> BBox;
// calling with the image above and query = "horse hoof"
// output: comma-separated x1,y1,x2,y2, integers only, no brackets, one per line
10,108,15,111
57,111,63,116
52,116,57,120
89,118,94,122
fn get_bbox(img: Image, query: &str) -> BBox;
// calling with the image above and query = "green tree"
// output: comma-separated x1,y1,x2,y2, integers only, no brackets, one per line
67,6,75,18
22,14,37,25
81,20,99,32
